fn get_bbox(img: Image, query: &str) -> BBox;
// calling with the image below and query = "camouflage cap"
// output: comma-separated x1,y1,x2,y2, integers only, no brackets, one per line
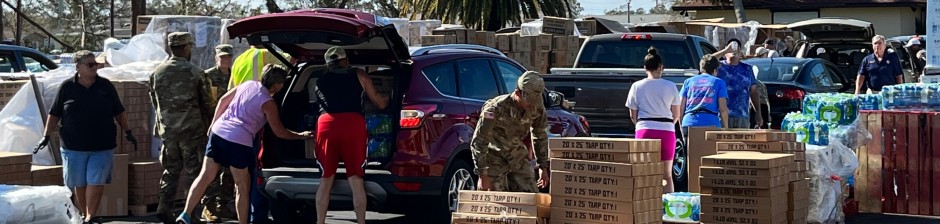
324,46,347,63
517,71,545,105
215,44,233,56
167,32,193,47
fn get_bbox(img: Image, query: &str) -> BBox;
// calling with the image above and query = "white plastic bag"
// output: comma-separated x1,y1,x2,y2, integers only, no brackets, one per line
0,67,78,165
808,176,842,224
0,185,82,224
520,19,544,36
828,118,872,150
805,143,857,224
106,34,168,67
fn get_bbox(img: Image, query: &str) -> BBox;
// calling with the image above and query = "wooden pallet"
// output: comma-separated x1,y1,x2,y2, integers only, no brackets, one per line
856,111,940,216
129,199,185,217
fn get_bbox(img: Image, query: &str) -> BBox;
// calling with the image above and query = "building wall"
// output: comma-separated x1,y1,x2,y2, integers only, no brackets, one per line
691,7,918,37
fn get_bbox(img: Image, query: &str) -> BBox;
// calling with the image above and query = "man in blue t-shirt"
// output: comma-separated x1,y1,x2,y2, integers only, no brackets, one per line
709,39,762,129
855,35,904,94
679,54,730,140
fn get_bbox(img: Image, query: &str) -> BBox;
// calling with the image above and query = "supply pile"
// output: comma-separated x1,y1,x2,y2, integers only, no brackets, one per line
700,151,795,224
452,190,550,224
548,137,664,224
0,152,32,185
783,93,871,148
881,83,940,111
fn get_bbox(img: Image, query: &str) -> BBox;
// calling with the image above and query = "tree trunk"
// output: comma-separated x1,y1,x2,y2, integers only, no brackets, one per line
79,0,85,49
732,0,746,23
265,0,283,13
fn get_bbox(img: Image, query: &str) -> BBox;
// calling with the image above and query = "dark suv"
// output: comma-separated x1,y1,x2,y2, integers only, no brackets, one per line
227,9,590,222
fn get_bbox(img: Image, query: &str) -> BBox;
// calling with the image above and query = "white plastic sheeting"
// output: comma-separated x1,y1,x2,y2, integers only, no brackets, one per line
0,185,82,224
705,21,762,51
805,142,858,224
0,68,75,165
106,33,169,67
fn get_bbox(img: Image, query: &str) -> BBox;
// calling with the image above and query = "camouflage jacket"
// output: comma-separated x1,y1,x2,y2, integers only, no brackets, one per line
204,66,230,99
150,57,215,138
471,94,549,176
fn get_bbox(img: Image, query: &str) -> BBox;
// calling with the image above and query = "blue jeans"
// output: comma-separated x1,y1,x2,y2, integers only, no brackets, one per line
250,135,269,221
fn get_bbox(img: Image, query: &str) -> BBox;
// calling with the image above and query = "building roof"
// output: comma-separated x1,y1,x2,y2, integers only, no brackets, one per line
673,0,925,11
583,14,688,25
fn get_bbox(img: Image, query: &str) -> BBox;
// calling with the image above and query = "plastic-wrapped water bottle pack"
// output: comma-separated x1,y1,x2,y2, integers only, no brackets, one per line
881,83,940,111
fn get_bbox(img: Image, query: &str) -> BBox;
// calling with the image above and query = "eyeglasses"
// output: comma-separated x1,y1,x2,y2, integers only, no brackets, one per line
84,62,100,68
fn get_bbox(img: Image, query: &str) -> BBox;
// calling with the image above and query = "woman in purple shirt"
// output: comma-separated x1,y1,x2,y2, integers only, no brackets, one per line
177,64,312,224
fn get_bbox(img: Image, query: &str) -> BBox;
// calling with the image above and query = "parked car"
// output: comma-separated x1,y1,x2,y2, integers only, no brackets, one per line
227,9,590,222
0,44,58,78
542,32,718,192
743,57,851,129
789,18,919,85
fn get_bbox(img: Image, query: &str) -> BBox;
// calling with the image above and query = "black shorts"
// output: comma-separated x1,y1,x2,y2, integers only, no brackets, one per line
206,133,254,169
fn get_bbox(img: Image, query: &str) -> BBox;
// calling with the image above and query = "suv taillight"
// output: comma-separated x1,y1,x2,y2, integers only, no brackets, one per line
622,34,652,40
775,89,805,100
401,104,438,129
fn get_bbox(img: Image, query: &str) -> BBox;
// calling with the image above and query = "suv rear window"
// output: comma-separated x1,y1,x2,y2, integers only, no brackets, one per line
576,40,695,69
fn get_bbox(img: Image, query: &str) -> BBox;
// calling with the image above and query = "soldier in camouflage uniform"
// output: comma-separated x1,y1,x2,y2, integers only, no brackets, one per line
205,44,233,99
201,44,237,221
150,32,217,224
471,71,551,193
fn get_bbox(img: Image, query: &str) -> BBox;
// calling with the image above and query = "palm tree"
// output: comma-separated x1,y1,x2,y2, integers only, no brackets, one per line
400,0,578,31
731,0,746,23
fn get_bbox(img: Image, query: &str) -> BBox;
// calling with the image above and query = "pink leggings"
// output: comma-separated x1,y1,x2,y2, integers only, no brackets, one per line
636,129,677,161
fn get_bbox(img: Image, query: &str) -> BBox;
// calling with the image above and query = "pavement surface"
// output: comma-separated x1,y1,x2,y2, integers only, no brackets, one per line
97,212,940,224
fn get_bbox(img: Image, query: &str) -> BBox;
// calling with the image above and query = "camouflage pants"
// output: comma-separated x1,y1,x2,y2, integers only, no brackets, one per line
487,167,538,193
157,136,210,213
202,167,234,209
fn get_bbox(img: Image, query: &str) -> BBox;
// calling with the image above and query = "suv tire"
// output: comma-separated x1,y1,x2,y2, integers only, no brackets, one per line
434,159,477,221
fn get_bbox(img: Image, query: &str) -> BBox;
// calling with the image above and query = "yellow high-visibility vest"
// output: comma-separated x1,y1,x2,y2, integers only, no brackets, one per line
229,47,291,90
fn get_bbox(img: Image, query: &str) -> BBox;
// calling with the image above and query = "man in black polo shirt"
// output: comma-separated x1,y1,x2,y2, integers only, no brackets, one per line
34,50,137,223
856,35,904,94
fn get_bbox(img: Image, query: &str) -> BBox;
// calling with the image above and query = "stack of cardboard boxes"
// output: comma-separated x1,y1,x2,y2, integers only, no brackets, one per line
112,81,153,161
699,130,799,224
0,152,32,185
30,165,63,186
700,151,795,224
419,16,585,74
0,80,26,111
452,190,550,224
547,137,664,224
98,154,129,217
129,159,163,210
715,136,810,224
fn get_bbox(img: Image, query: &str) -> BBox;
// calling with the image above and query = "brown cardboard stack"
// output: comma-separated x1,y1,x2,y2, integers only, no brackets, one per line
548,137,663,224
30,165,63,186
97,154,129,216
452,190,550,224
0,80,26,111
700,151,795,224
714,138,810,224
112,81,153,161
0,152,32,185
129,159,163,206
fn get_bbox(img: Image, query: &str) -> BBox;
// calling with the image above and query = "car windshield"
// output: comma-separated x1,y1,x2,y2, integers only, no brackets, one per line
749,61,802,82
576,40,695,69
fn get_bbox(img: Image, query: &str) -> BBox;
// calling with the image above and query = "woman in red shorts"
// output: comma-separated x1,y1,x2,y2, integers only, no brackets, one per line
314,46,388,224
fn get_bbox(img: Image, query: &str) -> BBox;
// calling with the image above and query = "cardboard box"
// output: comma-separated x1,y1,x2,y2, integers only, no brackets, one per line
705,131,797,142
0,152,31,165
702,152,794,169
551,196,658,214
700,165,789,179
550,159,660,177
702,202,788,217
421,35,457,46
701,185,789,197
30,165,63,186
789,178,810,191
549,218,608,224
0,163,31,175
716,142,805,152
552,50,570,67
532,50,551,68
497,33,514,52
702,193,789,208
97,154,129,216
700,175,790,189
551,171,661,189
795,162,808,171
550,183,660,202
542,17,576,35
456,202,547,218
553,37,570,52
551,208,659,224
575,20,597,36
0,172,32,184
475,31,497,47
431,29,469,44
550,137,660,152
451,212,537,224
512,35,533,53
457,190,549,206
700,212,788,224
536,34,553,51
